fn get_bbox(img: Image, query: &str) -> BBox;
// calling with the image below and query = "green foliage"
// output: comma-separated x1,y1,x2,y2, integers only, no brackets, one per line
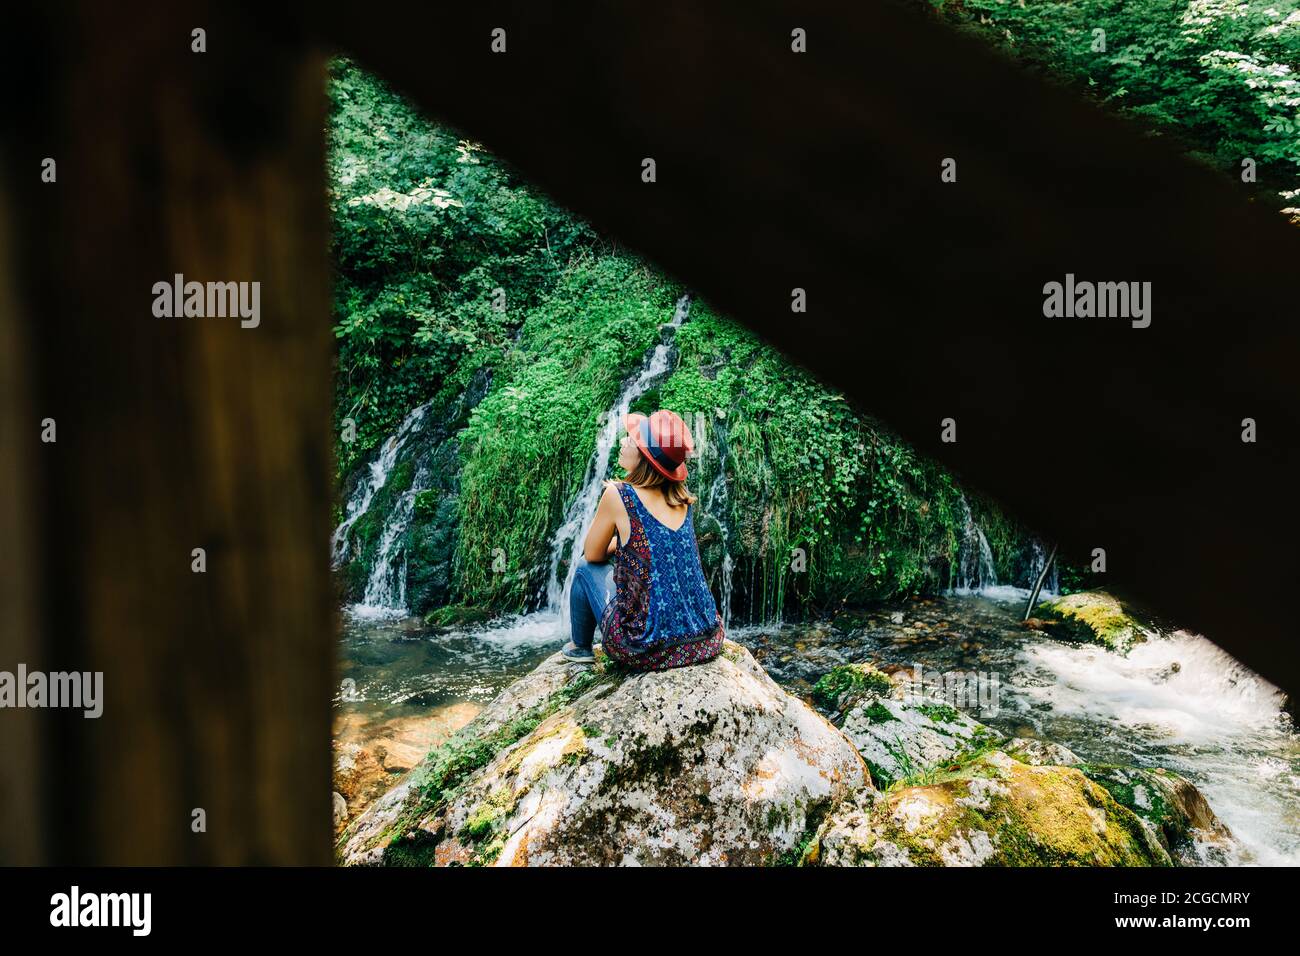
914,702,962,725
454,258,679,610
381,669,602,854
811,663,895,709
859,701,899,725
925,0,1300,205
660,303,983,618
328,57,602,477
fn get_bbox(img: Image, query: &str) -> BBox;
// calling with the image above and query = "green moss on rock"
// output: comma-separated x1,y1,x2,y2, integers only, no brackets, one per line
1035,590,1151,653
424,604,494,630
816,751,1171,867
1079,763,1235,862
812,662,895,710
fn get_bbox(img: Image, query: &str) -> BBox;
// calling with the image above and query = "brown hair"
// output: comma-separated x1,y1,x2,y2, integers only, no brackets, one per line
624,456,696,507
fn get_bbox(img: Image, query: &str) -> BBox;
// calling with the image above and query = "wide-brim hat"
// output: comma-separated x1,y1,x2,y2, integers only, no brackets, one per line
625,409,692,482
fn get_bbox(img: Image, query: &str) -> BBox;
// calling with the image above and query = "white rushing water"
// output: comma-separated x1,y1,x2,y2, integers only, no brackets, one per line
350,461,431,619
951,495,998,594
1009,625,1299,865
704,448,735,631
331,401,429,567
542,294,691,622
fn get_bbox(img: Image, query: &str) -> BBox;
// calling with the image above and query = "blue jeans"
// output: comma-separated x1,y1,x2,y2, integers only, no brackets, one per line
570,557,615,650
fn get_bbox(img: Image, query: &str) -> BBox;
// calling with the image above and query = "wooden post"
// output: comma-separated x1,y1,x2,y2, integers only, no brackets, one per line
3,2,332,863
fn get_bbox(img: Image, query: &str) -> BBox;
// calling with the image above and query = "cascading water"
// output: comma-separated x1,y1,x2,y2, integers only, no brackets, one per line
331,401,429,567
542,294,692,623
352,462,431,618
1011,625,1298,864
952,495,998,593
702,420,734,631
1026,538,1059,595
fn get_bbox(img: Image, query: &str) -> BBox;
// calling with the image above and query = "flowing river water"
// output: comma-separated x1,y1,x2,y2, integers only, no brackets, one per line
336,589,1300,865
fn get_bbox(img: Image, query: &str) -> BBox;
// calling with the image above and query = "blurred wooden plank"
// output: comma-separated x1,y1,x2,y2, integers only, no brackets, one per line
0,164,43,866
5,2,333,863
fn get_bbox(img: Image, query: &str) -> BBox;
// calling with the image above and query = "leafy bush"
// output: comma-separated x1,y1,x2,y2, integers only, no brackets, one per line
922,0,1300,206
328,58,602,478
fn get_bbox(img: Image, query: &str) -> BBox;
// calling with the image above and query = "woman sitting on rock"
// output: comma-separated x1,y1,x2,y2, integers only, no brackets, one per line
562,409,724,669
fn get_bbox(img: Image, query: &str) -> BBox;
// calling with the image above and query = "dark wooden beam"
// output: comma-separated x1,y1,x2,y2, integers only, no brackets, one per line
4,1,333,863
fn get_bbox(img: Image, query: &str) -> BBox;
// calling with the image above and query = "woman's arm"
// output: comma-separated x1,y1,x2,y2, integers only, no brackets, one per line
583,483,621,563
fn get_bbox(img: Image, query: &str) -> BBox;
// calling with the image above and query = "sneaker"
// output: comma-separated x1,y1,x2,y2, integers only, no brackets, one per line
561,642,595,664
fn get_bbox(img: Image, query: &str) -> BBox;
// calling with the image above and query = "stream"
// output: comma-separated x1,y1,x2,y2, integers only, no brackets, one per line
336,590,1300,865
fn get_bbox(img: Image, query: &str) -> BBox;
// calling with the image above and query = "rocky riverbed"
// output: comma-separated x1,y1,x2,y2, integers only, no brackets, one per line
334,591,1299,864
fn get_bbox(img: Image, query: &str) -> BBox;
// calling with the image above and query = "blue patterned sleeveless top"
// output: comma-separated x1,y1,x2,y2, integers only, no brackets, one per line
599,481,723,663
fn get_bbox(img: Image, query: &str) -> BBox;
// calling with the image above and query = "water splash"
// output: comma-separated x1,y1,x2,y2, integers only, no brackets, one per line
1012,627,1296,864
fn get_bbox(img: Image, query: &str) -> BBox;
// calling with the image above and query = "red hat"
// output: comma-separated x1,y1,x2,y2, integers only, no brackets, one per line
625,409,692,482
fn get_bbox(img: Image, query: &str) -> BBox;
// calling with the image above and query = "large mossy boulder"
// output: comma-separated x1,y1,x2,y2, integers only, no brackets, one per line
804,661,1232,868
1079,764,1239,864
337,640,868,866
1033,590,1153,653
812,750,1172,866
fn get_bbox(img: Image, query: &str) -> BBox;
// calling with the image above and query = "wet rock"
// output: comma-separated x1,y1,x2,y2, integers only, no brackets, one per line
813,751,1171,867
1034,591,1155,654
332,743,385,822
338,641,868,866
333,792,348,829
1079,764,1241,864
423,605,494,631
1004,736,1082,767
1143,661,1181,684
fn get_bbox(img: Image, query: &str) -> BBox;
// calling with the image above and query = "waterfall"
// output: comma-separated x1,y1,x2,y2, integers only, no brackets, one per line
331,401,429,567
703,421,734,630
1026,538,1059,595
952,495,997,593
543,294,691,621
331,401,433,619
352,461,431,617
